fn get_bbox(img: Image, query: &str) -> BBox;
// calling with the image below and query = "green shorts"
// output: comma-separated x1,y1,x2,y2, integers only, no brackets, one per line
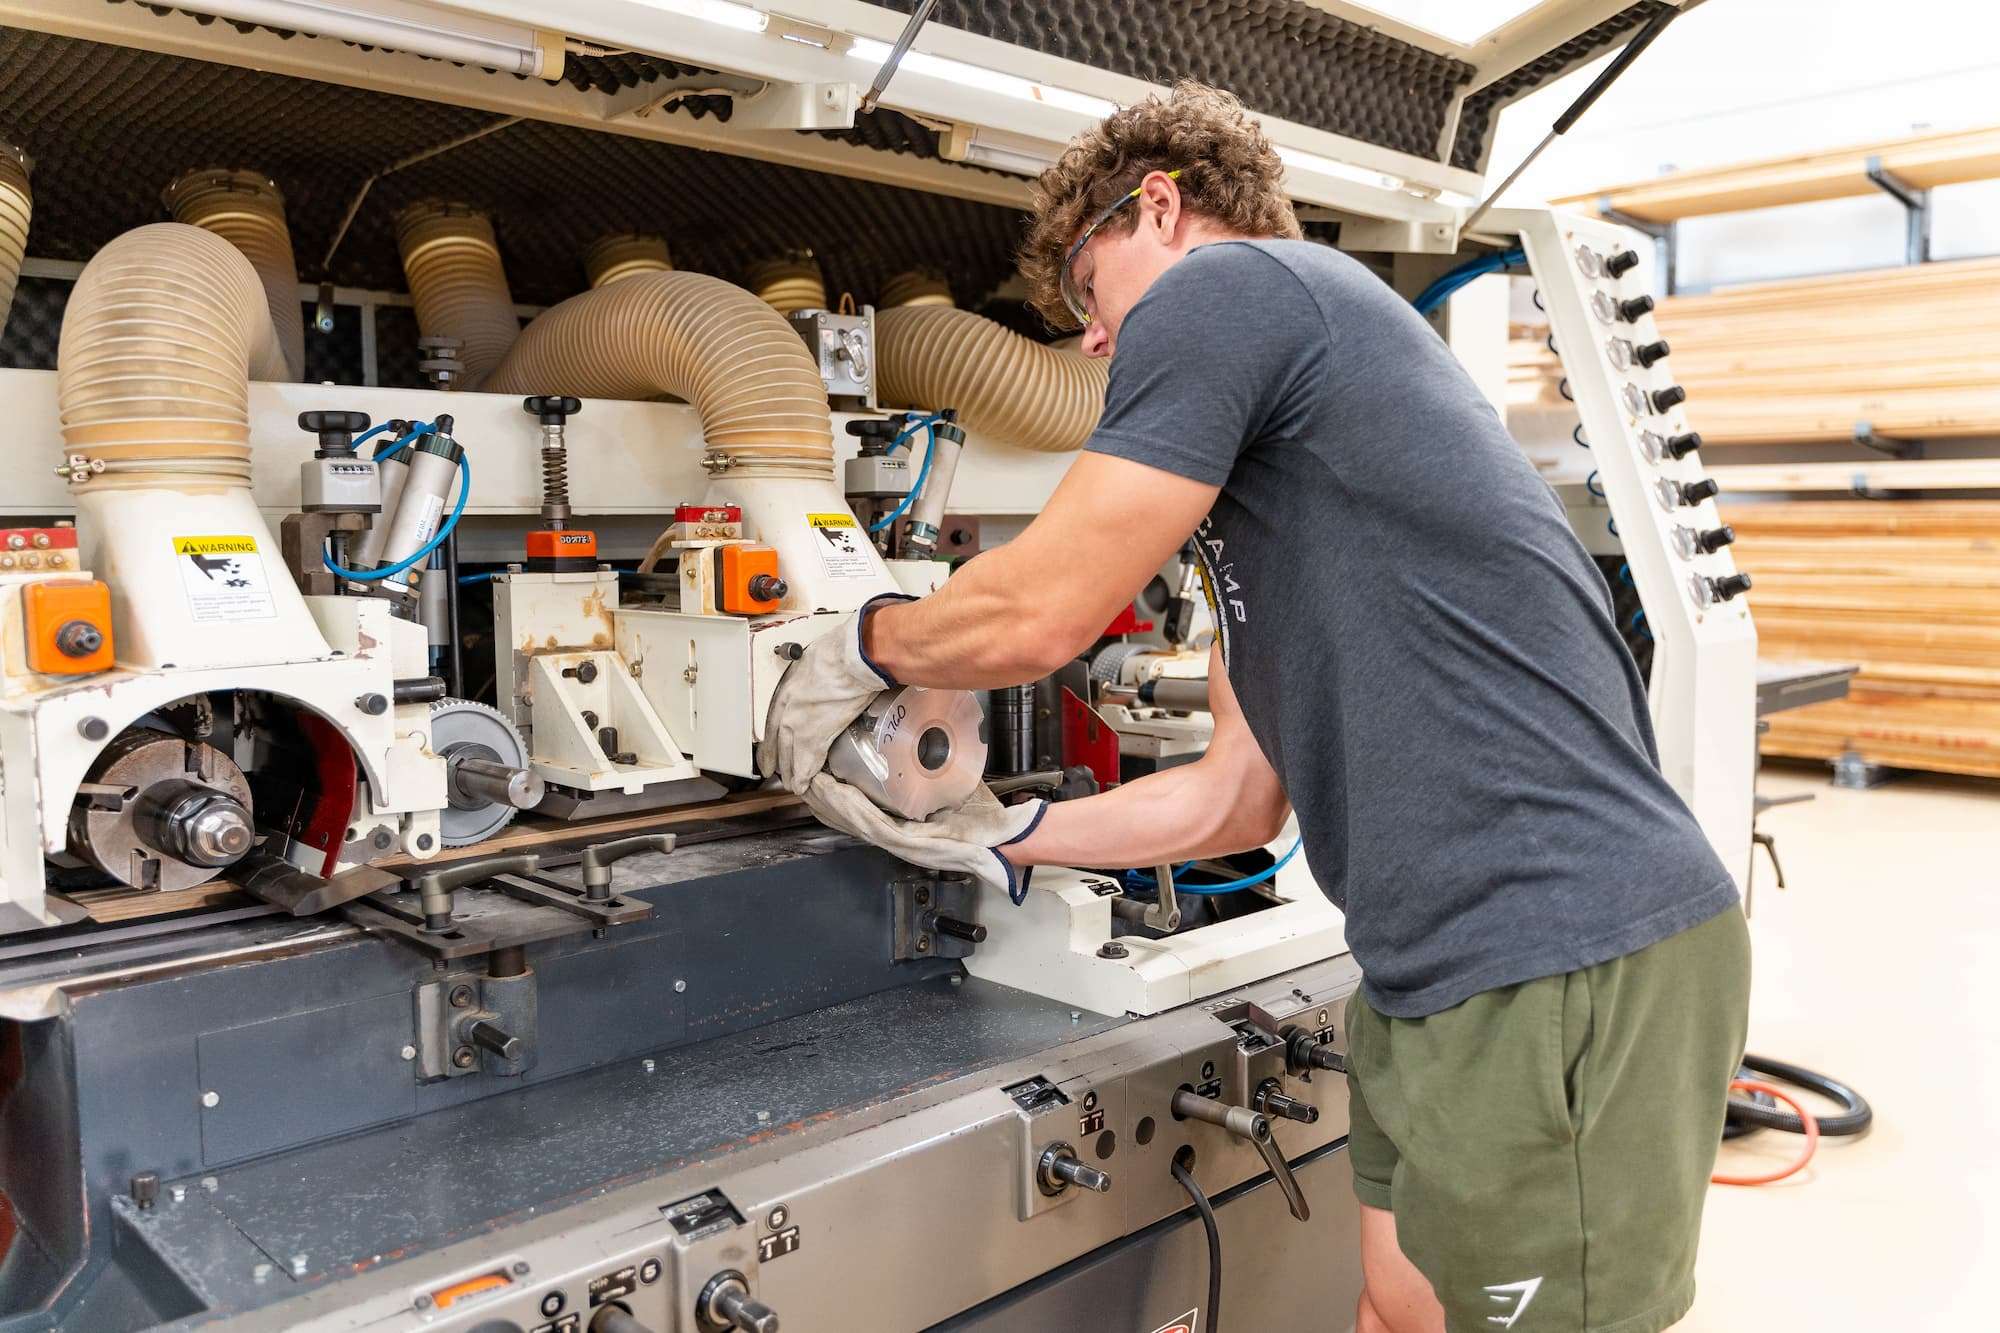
1345,905,1751,1333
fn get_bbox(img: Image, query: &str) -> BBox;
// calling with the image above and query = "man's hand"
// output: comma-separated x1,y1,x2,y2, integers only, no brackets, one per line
803,774,1046,900
760,594,910,793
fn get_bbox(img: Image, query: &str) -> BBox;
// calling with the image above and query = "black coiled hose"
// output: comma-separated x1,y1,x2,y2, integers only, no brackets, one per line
1724,1053,1873,1139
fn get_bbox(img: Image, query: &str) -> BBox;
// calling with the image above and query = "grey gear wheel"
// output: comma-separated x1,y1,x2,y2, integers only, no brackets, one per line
428,698,536,846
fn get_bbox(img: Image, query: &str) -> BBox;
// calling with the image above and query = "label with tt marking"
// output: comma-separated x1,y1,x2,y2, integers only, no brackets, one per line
758,1226,801,1263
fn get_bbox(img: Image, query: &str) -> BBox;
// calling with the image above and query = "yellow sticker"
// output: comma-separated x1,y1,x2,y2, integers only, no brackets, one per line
807,512,858,529
173,535,276,623
807,512,874,580
172,534,259,556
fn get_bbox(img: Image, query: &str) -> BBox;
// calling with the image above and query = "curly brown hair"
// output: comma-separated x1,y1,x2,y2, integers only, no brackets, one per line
1019,80,1302,328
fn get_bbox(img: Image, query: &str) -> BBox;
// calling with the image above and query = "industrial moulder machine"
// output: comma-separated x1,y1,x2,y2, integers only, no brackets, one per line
0,3,1747,1331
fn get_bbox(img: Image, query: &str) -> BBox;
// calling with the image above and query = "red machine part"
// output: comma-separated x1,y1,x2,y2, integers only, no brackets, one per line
675,504,741,525
295,711,360,877
0,526,81,575
1101,603,1155,637
1060,686,1122,790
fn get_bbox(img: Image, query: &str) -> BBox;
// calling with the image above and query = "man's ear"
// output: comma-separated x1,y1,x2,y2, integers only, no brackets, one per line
1138,169,1183,243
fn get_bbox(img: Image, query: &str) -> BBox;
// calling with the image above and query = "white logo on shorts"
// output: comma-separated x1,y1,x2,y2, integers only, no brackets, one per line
1482,1276,1543,1327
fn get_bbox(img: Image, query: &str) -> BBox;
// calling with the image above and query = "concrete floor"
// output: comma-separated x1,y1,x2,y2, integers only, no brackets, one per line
1679,762,2000,1330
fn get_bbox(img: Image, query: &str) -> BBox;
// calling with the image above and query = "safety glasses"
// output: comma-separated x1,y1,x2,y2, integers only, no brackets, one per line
1059,168,1182,325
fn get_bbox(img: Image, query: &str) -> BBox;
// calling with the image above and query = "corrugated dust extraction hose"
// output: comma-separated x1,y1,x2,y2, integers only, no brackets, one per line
586,233,673,287
484,269,834,477
0,142,29,337
56,222,289,486
876,305,1108,453
746,254,828,314
879,270,954,308
163,169,305,381
396,201,520,389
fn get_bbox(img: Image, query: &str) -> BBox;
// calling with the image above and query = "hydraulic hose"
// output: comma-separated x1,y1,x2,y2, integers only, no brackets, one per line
396,201,520,388
586,232,672,288
1724,1053,1873,1138
0,141,30,336
56,222,289,486
164,168,306,380
876,305,1108,453
1712,1079,1818,1187
746,254,827,314
1171,1153,1222,1332
485,269,834,478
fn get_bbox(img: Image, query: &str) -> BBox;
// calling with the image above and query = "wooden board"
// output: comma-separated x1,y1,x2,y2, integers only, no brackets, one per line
1707,460,2000,494
1550,125,2000,223
1726,499,2000,778
60,789,806,925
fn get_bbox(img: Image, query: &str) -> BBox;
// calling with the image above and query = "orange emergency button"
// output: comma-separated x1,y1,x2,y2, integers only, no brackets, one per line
429,1270,512,1310
23,579,113,675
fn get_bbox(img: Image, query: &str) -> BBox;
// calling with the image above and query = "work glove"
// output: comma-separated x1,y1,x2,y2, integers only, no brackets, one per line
760,594,913,793
803,773,1047,904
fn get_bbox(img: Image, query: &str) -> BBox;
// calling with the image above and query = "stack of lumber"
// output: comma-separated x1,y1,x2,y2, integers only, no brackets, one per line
1651,258,2000,444
1551,125,2000,222
1506,323,1564,411
1730,500,2000,778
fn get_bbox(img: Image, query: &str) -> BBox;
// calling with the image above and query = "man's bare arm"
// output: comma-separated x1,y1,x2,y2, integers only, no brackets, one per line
1001,645,1290,871
864,451,1219,688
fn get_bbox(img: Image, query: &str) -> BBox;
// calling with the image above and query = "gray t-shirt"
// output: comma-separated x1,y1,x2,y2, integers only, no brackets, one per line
1087,239,1737,1018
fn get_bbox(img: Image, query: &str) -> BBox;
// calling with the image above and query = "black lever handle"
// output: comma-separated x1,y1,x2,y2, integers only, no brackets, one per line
411,853,541,930
580,834,676,901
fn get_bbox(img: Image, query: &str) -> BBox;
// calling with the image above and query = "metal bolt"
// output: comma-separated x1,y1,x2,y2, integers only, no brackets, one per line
399,1044,416,1061
412,1293,432,1309
78,716,109,741
915,934,931,953
949,975,963,986
251,1263,273,1283
673,979,687,993
1097,941,1129,959
756,1110,771,1123
170,1184,187,1204
512,1261,530,1276
289,1254,308,1277
371,828,393,850
914,886,931,906
200,1090,220,1109
1070,1011,1082,1023
201,1176,219,1193
452,1046,476,1069
448,984,475,1008
642,1058,656,1073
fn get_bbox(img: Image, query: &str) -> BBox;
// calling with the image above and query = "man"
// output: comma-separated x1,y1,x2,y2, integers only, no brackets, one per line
765,82,1750,1333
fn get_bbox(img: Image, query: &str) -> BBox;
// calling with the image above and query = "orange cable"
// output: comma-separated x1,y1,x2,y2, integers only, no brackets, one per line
1712,1078,1819,1186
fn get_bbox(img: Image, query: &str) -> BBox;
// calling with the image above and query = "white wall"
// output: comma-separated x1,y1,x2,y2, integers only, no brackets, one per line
1483,0,2000,289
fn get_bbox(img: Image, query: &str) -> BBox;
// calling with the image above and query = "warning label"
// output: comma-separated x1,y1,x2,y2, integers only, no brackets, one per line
173,535,276,623
806,512,876,581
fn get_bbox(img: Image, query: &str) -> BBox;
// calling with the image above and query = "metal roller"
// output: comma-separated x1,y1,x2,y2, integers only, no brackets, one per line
826,686,988,820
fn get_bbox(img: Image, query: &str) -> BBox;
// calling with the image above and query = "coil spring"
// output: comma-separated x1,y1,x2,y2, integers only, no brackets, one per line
540,438,569,510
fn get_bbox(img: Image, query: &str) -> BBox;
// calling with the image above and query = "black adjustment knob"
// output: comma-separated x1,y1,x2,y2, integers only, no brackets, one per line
1618,294,1656,321
1604,248,1641,277
523,395,582,425
748,573,787,603
1650,385,1688,413
1663,431,1703,459
844,418,899,440
1679,478,1721,505
1634,339,1671,368
55,619,104,658
1694,525,1736,554
466,1019,522,1060
298,410,372,457
1708,572,1753,602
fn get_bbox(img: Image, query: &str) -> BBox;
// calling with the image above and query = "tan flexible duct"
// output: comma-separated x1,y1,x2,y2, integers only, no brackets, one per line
586,233,673,287
876,306,1109,453
879,270,955,308
485,270,834,476
0,142,29,336
396,201,519,388
57,222,288,486
745,254,827,314
164,169,305,381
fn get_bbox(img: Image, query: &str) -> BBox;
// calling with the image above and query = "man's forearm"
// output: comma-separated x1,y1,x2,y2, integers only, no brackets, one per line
864,552,1072,688
1000,759,1285,873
